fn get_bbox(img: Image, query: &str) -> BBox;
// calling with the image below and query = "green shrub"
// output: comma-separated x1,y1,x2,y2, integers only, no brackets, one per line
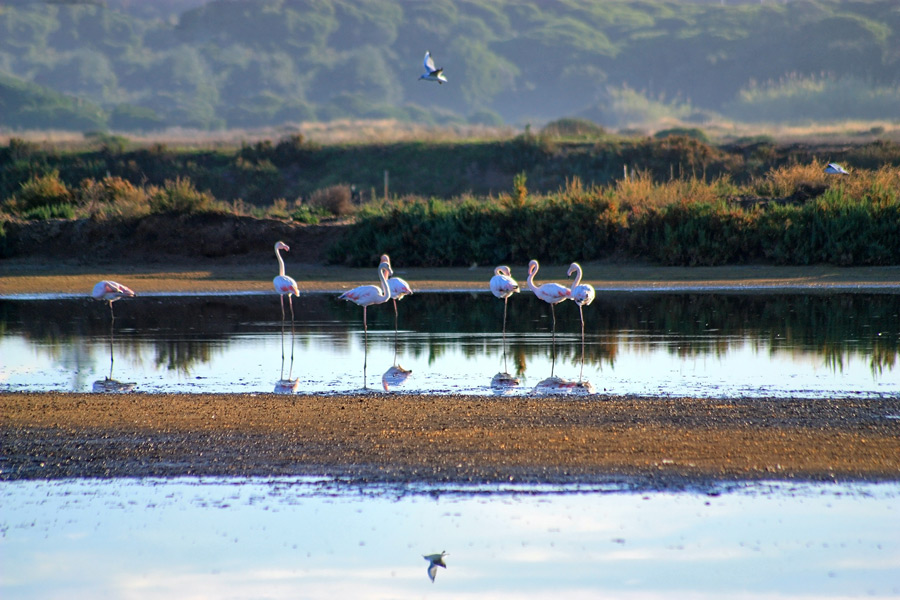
148,178,221,215
2,171,73,216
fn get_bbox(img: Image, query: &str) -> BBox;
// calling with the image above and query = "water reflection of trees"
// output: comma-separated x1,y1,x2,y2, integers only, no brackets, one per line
2,292,897,377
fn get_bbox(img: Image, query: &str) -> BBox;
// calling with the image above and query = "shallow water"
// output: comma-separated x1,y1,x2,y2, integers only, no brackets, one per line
1,292,898,397
1,477,898,599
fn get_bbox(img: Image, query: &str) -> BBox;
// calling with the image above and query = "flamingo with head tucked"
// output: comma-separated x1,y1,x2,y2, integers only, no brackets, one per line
92,280,136,387
273,241,300,369
490,265,520,382
567,262,596,381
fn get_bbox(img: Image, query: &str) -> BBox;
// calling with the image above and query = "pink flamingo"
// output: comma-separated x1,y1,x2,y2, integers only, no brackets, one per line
92,280,136,384
527,259,570,377
527,259,570,332
379,254,413,330
490,265,520,382
339,261,393,333
490,265,519,335
567,262,596,381
273,241,300,369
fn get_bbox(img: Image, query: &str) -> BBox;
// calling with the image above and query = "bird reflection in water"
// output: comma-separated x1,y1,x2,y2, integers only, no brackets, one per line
91,280,136,393
423,551,448,583
274,377,299,394
382,364,412,391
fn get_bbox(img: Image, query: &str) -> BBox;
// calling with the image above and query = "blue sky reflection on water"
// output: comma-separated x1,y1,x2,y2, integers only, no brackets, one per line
1,478,899,600
0,292,897,397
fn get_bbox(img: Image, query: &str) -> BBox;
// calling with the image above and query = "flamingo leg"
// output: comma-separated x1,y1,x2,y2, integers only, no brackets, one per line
288,295,296,378
579,305,586,381
501,297,509,374
550,303,557,377
363,314,369,390
108,301,115,380
279,294,286,363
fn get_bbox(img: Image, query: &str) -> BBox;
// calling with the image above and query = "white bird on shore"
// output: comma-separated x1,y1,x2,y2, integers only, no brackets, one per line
824,162,849,174
419,51,447,84
273,241,300,373
424,551,448,582
527,259,570,334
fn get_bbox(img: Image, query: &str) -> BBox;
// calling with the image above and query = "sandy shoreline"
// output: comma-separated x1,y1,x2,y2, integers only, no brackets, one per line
3,259,900,296
3,392,899,486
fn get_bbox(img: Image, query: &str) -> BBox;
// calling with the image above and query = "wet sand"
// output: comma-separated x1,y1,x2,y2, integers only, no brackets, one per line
3,258,900,295
2,392,899,485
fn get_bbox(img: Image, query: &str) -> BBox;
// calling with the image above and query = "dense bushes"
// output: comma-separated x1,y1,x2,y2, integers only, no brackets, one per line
330,165,900,267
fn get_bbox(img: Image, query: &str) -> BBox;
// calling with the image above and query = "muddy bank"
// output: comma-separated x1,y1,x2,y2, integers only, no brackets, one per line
2,392,899,486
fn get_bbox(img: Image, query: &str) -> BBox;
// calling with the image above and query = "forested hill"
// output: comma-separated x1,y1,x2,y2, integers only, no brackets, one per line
1,0,899,132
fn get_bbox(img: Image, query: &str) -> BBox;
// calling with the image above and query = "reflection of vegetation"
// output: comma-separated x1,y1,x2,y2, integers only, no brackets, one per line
2,292,897,380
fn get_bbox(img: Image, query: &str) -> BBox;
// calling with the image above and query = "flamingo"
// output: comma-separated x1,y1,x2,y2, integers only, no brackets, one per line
379,254,413,331
490,265,520,380
824,162,849,174
567,262,596,381
423,551,448,582
526,259,570,331
338,261,393,333
273,241,300,374
91,280,136,390
419,51,448,84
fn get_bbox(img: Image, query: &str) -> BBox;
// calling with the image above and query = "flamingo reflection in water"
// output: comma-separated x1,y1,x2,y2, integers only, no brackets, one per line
490,265,520,389
423,551,448,583
273,241,300,386
91,280,136,392
339,261,393,389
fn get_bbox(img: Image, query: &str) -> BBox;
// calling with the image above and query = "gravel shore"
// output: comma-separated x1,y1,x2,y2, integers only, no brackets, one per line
3,392,899,487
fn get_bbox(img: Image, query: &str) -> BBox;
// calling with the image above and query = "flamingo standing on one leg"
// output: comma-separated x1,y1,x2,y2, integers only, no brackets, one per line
339,261,393,333
527,260,570,377
490,265,519,380
567,262,596,382
379,254,413,332
339,262,393,389
92,280,136,387
273,241,300,378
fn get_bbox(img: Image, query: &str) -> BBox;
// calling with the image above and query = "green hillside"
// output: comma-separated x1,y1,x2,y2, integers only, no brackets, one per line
1,0,898,131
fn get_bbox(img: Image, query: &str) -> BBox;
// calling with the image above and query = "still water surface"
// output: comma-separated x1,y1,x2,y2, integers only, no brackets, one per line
1,291,897,397
1,477,898,599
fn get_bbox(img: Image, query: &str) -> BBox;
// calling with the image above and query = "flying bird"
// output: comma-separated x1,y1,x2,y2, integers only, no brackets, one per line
824,162,849,174
423,551,448,582
419,51,447,84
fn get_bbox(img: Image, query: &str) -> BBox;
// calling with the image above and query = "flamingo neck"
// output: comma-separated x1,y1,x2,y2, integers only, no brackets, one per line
527,264,539,292
379,267,392,300
570,266,582,288
275,248,286,277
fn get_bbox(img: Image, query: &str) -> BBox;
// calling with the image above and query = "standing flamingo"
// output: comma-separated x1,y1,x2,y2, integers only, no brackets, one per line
338,261,393,333
339,262,392,389
526,260,570,331
379,254,413,332
92,280,136,389
527,259,570,377
567,262,596,382
490,265,520,382
273,241,300,376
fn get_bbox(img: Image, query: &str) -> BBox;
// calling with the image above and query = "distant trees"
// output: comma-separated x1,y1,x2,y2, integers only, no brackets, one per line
0,0,899,132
